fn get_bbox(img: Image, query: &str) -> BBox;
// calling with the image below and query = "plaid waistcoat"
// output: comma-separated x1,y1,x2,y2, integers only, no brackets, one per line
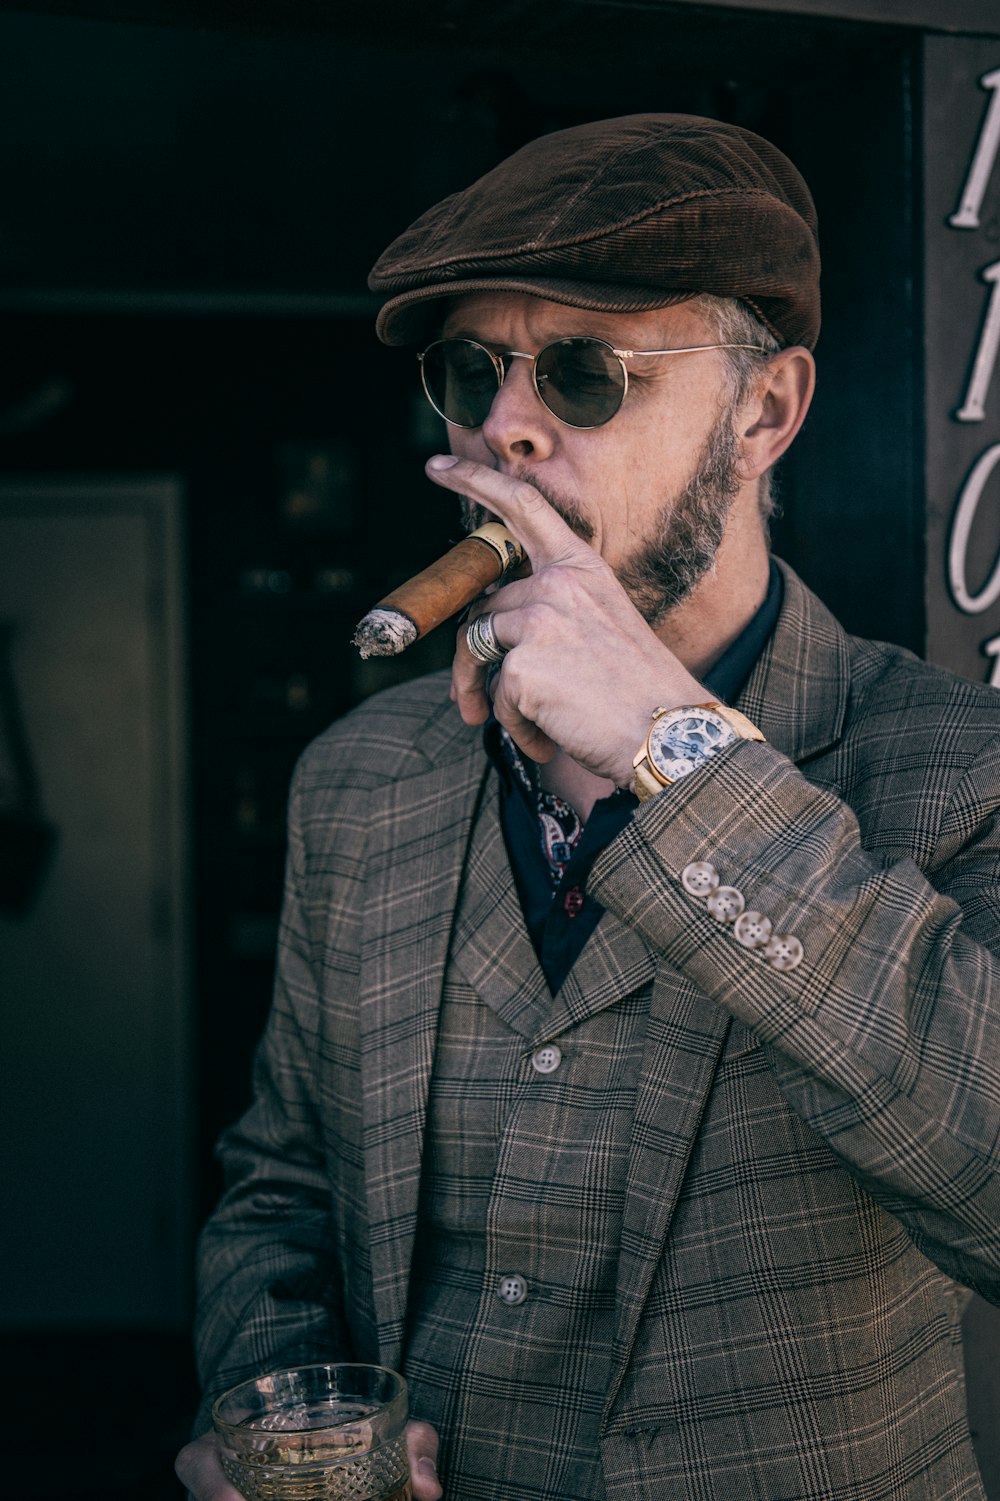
403,766,654,1498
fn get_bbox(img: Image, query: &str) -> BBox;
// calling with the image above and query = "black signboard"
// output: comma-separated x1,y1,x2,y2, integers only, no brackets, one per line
925,38,1000,687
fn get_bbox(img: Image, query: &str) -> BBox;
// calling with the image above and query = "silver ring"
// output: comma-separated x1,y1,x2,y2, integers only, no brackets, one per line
466,611,508,666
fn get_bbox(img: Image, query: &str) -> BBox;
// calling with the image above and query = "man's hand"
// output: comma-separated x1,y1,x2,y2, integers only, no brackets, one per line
427,454,706,786
176,1421,443,1500
174,1431,242,1500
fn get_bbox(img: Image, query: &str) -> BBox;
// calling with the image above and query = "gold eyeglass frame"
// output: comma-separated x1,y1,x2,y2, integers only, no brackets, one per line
417,335,771,430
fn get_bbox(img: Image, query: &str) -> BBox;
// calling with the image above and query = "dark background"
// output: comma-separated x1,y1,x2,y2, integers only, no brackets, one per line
0,3,992,1498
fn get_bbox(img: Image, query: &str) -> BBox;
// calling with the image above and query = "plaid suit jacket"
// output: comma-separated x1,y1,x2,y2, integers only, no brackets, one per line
195,562,1000,1500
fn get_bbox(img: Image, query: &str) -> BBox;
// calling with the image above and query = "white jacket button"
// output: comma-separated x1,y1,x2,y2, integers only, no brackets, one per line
733,910,773,948
531,1044,562,1075
706,885,745,923
764,933,804,971
681,861,720,897
497,1274,528,1305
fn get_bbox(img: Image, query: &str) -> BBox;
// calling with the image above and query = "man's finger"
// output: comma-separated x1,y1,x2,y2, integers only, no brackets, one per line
425,454,595,568
406,1419,443,1500
452,592,525,727
174,1431,243,1501
451,620,491,726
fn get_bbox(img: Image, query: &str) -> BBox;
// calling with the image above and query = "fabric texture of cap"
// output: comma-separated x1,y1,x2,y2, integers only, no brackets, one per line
369,113,820,350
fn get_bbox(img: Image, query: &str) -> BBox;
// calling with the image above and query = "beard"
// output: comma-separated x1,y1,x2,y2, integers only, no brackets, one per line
459,399,743,630
613,402,743,628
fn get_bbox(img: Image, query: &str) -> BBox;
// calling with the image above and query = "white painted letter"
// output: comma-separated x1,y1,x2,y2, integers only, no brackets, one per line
984,634,1000,687
950,66,1000,230
949,443,1000,614
956,261,1000,422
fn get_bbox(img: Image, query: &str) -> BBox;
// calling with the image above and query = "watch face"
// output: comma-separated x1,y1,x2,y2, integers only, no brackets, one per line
648,707,737,782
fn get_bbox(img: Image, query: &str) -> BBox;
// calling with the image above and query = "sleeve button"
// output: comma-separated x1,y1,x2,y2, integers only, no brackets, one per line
764,933,804,971
681,861,720,897
733,910,773,948
706,885,746,922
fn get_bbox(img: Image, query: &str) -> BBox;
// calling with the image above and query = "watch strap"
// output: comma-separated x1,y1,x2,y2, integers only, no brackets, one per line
632,757,669,802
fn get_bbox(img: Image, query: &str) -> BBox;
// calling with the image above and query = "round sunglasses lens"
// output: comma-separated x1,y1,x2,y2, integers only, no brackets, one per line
534,338,625,426
422,340,499,427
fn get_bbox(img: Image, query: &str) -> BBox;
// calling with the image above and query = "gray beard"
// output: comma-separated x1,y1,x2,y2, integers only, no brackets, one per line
614,405,742,628
459,403,742,629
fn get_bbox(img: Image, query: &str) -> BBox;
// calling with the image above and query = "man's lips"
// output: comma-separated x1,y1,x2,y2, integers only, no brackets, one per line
505,467,596,544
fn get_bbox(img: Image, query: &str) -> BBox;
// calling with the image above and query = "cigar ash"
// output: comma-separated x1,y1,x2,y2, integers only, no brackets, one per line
352,606,419,659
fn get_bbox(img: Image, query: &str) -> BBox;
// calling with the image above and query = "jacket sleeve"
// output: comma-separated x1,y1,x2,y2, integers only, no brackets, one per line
589,733,1000,1303
191,766,355,1434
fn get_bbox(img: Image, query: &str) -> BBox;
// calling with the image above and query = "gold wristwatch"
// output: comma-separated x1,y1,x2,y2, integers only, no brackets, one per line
632,702,765,801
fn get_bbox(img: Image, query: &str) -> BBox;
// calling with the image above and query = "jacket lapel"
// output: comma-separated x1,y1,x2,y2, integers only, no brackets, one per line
445,780,552,1033
448,779,659,1037
357,717,488,1368
605,561,853,1412
606,968,733,1417
738,559,851,761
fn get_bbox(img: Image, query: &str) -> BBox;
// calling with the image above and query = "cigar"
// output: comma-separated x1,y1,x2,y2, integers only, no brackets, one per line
352,522,525,659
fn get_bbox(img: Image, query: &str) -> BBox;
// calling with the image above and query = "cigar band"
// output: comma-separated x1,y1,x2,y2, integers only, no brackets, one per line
468,522,524,579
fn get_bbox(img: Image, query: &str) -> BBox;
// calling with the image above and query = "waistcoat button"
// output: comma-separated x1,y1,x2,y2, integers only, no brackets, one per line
531,1044,562,1074
497,1274,528,1306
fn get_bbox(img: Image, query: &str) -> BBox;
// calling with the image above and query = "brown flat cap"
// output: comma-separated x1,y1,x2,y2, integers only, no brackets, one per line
369,113,820,350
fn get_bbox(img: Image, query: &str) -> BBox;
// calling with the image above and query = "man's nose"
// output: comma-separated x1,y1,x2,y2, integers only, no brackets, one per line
481,354,557,462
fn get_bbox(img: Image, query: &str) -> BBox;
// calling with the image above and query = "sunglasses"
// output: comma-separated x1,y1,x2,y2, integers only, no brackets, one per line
418,335,769,431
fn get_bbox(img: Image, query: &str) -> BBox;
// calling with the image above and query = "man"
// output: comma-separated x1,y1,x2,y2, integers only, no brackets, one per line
177,115,1000,1500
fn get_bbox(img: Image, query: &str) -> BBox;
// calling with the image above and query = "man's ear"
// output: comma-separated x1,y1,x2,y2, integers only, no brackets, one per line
737,347,816,480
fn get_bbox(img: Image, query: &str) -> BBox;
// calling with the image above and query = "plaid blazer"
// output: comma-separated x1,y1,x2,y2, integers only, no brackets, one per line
195,562,1000,1500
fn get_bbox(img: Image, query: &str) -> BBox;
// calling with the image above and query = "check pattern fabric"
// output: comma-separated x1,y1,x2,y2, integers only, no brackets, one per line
404,781,654,1498
194,562,1000,1500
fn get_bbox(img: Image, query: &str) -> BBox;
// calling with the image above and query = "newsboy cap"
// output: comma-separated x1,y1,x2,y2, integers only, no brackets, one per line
369,113,820,350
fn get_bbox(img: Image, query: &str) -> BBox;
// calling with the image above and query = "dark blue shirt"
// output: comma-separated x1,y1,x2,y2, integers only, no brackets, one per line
484,560,783,993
